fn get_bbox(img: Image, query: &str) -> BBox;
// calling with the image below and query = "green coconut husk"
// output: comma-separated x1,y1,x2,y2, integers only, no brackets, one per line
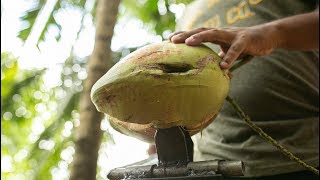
91,41,229,130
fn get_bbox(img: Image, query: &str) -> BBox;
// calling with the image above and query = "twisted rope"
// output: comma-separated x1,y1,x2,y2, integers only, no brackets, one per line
226,96,319,175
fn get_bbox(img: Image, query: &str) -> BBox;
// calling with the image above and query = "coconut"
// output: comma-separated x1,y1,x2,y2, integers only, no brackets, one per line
91,41,230,142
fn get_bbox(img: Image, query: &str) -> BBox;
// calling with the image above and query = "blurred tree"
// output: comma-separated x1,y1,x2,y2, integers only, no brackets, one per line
69,0,120,179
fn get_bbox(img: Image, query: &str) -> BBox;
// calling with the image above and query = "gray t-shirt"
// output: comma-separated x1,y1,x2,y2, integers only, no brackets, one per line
176,0,319,177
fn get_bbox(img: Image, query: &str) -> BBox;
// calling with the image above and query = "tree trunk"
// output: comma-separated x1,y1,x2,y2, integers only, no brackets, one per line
70,0,120,179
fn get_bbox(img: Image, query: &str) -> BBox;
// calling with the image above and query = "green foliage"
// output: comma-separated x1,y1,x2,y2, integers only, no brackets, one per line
18,6,41,41
1,54,45,119
18,0,62,44
122,0,193,38
38,2,62,43
1,52,83,179
4,0,195,179
17,0,192,48
1,53,19,97
65,0,87,7
17,0,90,46
1,53,45,179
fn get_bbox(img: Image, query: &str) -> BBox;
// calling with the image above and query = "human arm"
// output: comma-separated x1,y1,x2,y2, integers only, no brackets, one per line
169,9,319,69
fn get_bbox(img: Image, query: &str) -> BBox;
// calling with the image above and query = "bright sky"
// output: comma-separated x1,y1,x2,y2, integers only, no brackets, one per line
1,0,165,179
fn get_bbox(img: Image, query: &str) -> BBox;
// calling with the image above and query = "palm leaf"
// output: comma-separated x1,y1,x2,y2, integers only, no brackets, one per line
28,91,80,159
1,69,46,117
18,7,41,41
18,0,62,45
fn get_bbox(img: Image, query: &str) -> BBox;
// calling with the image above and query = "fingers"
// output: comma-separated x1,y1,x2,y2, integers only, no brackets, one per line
218,51,225,58
169,28,247,70
169,28,209,43
168,31,184,41
169,28,235,47
220,39,246,69
227,71,233,79
220,44,230,55
185,29,234,46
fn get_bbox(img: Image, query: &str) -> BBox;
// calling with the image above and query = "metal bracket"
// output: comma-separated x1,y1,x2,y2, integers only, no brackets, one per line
107,126,244,179
155,126,193,165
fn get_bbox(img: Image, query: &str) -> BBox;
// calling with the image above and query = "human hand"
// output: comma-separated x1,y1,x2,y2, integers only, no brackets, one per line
169,26,278,69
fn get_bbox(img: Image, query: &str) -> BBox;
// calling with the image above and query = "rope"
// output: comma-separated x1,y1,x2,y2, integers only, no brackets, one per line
226,96,319,175
229,55,254,72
